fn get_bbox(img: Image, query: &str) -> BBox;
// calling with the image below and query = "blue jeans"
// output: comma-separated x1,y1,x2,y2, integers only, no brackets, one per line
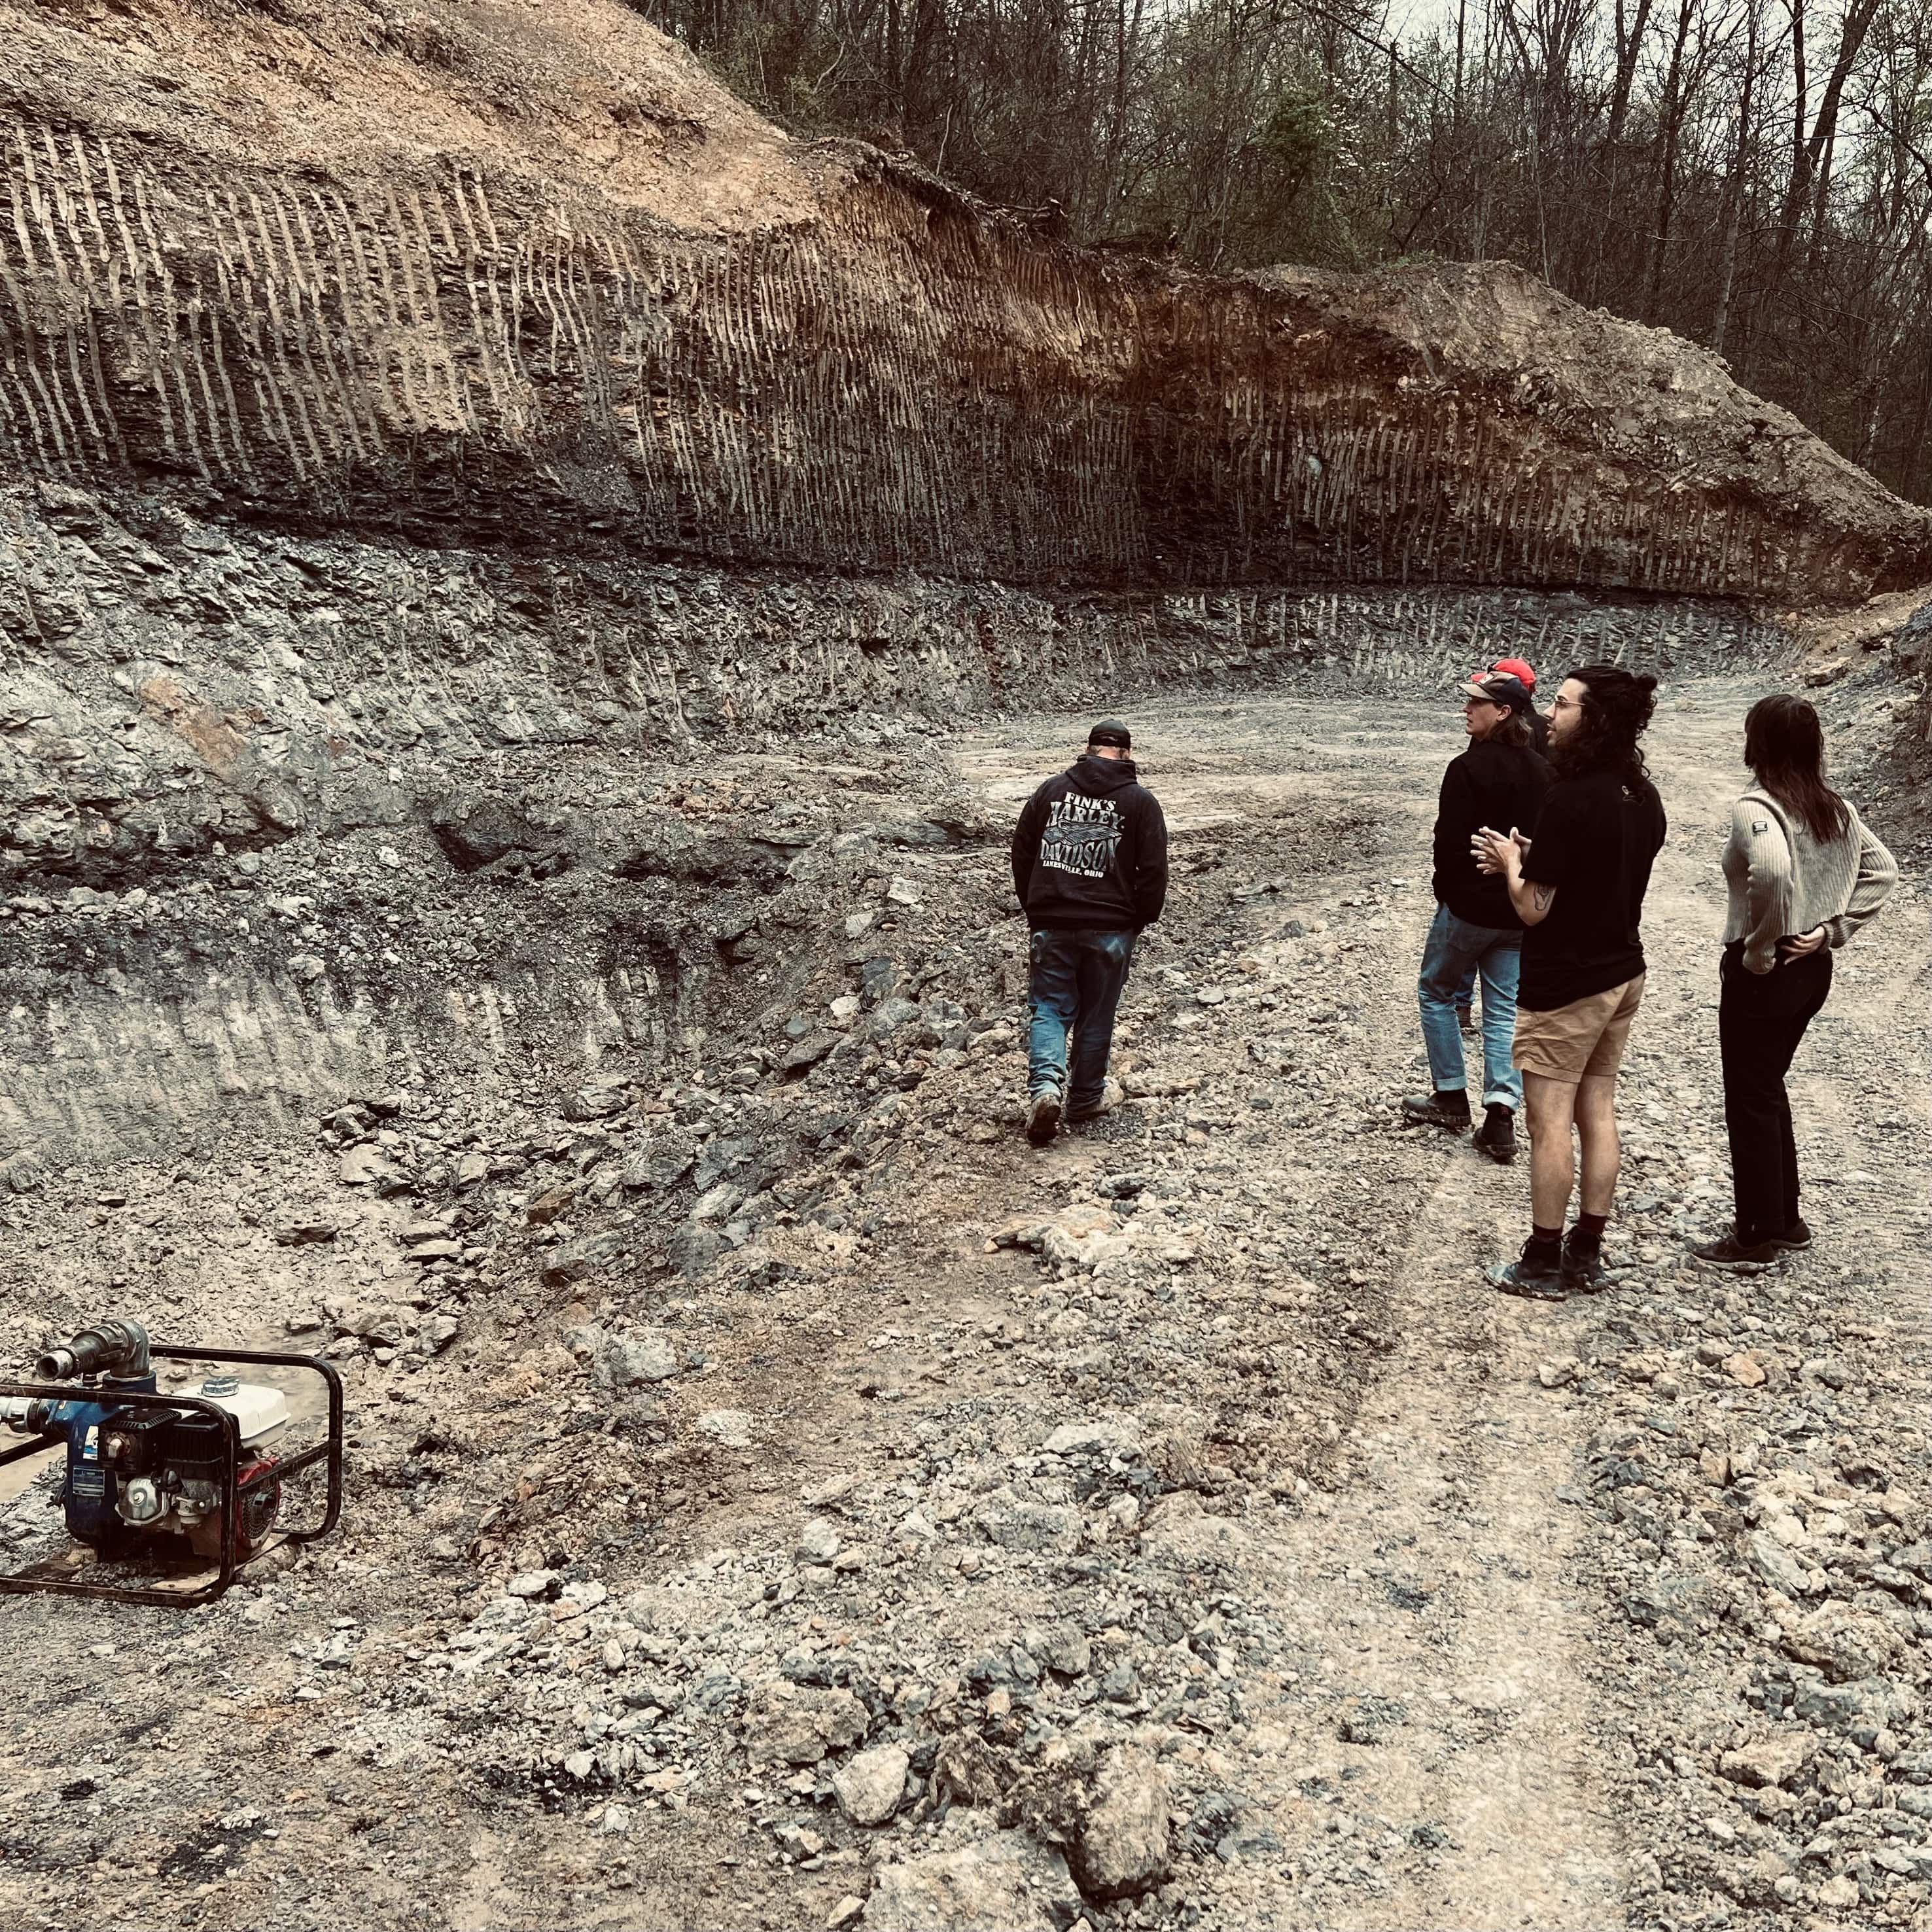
1027,928,1134,1111
1418,903,1522,1110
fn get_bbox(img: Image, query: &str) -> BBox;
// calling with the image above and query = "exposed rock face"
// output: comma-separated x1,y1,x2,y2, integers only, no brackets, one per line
1,0,1925,1184
2,0,1926,603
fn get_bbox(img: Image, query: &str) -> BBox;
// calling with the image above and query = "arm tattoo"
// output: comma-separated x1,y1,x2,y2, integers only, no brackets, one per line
1532,884,1555,911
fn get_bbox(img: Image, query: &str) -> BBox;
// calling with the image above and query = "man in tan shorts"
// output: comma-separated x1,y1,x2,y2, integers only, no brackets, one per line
1473,665,1668,1298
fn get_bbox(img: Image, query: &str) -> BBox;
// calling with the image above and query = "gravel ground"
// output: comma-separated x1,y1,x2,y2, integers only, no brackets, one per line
0,677,1924,1932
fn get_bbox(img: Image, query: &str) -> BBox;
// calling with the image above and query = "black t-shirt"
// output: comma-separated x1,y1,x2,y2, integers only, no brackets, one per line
1519,767,1668,1010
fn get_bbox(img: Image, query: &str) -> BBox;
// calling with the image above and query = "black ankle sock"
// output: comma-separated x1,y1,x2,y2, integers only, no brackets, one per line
1571,1212,1608,1252
1526,1224,1562,1264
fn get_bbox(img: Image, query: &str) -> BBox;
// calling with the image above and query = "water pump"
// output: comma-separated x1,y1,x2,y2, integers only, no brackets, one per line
0,1320,342,1606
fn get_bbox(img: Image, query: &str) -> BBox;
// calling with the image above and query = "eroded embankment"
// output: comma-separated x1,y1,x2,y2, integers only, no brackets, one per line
5,0,1930,601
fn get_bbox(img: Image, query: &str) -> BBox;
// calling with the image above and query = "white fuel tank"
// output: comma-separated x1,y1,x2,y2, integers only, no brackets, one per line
198,1379,290,1449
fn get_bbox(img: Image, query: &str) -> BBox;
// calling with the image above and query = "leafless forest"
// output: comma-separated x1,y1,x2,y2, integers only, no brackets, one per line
637,0,1932,506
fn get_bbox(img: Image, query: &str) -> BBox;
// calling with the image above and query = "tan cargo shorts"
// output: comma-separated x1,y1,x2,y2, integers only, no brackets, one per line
1513,972,1646,1083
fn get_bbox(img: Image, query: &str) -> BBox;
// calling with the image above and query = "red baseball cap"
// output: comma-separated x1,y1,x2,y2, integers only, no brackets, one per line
1489,656,1536,689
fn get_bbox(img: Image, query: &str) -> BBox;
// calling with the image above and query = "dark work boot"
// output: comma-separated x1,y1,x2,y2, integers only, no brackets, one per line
1488,1238,1566,1301
1562,1233,1608,1293
1025,1087,1063,1147
1691,1227,1782,1273
1401,1089,1471,1133
1473,1104,1517,1164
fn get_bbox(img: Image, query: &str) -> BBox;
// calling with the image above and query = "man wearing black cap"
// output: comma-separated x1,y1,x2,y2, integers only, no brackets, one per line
1011,720,1168,1145
1401,673,1550,1161
1451,656,1549,1033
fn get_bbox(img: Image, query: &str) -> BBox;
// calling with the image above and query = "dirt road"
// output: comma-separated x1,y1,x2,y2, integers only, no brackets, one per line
1,677,1925,1932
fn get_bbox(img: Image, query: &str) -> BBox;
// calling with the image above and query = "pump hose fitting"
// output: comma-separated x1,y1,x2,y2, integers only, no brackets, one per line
36,1318,152,1381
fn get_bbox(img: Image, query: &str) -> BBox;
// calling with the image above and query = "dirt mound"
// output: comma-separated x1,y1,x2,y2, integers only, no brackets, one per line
3,0,1928,598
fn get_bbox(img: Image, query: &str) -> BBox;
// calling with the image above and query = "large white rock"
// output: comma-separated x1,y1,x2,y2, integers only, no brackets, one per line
832,1743,909,1826
1072,1744,1172,1899
796,1517,843,1563
867,1818,1081,1931
593,1327,680,1387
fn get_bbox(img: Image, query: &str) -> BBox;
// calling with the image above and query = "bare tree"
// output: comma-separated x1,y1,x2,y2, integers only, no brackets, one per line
628,0,1932,503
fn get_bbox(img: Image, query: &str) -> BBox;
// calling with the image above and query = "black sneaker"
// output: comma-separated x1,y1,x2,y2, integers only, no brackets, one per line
1770,1219,1812,1252
1473,1104,1517,1165
1025,1087,1063,1147
1562,1238,1608,1293
1690,1227,1782,1273
1401,1091,1472,1132
1488,1242,1566,1300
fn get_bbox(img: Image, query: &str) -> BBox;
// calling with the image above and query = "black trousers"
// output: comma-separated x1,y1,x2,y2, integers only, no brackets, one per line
1718,941,1833,1244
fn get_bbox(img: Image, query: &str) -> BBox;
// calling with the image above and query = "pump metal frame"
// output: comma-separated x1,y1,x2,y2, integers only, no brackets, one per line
0,1344,342,1607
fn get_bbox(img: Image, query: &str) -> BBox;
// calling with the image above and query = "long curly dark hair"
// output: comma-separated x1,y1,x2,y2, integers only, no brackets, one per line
1551,663,1659,786
1744,693,1850,841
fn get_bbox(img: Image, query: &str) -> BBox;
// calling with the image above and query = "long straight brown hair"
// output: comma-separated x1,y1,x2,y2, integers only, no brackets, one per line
1744,694,1851,842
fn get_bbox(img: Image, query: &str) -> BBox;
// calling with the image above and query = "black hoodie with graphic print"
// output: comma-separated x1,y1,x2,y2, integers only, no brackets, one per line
1011,754,1169,932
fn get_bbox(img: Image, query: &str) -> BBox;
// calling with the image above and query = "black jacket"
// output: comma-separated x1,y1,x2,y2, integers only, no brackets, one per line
1527,710,1551,757
1012,754,1168,931
1431,737,1552,930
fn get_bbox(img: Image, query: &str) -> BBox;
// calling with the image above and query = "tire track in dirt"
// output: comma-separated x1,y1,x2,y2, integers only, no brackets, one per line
957,692,1634,1927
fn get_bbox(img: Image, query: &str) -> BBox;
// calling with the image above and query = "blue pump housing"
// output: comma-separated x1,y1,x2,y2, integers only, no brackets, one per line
42,1375,157,1547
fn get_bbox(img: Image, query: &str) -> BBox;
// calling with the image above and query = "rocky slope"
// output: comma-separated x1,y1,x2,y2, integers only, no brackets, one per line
1,5,1931,1931
5,0,1931,599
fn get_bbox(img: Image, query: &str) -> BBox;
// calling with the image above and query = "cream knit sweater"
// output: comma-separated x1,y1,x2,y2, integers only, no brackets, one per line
1722,788,1899,975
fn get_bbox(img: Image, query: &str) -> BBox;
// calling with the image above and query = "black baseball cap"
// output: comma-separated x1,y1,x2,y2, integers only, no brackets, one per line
1087,719,1132,750
1458,673,1533,716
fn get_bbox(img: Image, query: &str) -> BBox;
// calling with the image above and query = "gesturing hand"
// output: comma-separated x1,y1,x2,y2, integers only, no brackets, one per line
1470,826,1520,877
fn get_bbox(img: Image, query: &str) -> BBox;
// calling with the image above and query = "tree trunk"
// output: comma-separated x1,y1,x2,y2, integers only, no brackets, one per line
1645,0,1696,323
1607,0,1656,147
1711,0,1759,357
1778,0,1808,258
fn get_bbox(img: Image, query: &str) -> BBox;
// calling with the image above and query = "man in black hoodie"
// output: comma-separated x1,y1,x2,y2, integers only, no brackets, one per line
1011,720,1168,1145
1401,674,1551,1162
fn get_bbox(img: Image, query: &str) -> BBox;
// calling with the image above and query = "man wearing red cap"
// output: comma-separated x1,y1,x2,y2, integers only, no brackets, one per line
1402,673,1551,1162
1490,658,1549,756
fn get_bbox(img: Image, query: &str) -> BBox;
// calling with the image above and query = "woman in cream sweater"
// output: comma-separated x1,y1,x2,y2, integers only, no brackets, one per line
1693,694,1899,1271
